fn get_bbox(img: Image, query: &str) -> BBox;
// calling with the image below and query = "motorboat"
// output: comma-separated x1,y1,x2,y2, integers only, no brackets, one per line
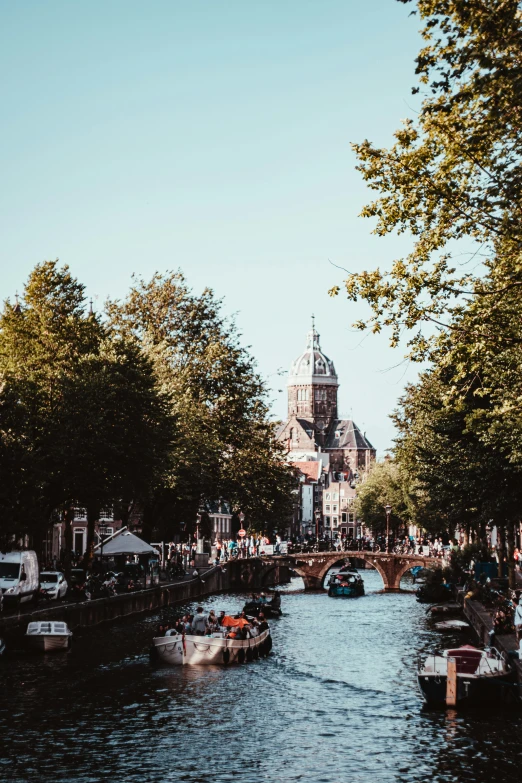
418,645,518,706
242,592,282,618
25,621,72,652
327,567,364,597
434,619,470,631
151,624,272,666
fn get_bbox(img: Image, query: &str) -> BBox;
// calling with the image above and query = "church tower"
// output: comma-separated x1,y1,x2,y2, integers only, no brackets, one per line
287,321,338,437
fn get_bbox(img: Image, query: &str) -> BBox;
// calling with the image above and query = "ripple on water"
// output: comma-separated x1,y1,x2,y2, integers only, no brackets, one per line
1,573,521,782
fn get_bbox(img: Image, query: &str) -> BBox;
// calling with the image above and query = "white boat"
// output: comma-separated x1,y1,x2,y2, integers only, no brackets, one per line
151,627,272,666
25,621,72,652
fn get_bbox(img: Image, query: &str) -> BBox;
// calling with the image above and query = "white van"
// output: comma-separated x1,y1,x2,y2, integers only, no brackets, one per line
0,551,39,609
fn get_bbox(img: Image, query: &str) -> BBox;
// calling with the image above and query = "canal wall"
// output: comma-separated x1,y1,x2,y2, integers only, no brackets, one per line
0,558,291,640
462,594,522,695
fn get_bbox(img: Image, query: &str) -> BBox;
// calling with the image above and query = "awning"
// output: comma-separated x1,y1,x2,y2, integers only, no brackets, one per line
94,530,157,557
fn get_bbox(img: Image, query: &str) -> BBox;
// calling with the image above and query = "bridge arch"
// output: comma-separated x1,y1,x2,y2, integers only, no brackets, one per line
264,551,442,592
390,559,440,591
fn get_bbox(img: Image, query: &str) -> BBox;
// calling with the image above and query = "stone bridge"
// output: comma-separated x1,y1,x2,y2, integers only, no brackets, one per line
261,551,442,592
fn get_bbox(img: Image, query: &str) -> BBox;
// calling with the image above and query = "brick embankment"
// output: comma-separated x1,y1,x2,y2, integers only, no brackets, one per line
0,558,291,640
462,595,522,698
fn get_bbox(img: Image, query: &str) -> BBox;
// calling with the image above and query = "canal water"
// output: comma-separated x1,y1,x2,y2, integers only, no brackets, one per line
1,570,521,783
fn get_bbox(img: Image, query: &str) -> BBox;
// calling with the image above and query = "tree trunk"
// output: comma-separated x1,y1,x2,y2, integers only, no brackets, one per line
82,504,100,573
506,522,516,590
63,505,74,585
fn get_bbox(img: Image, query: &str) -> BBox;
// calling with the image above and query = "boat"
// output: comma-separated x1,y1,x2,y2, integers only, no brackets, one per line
418,644,518,706
434,619,470,631
151,625,272,666
25,621,72,652
242,592,282,618
327,567,364,597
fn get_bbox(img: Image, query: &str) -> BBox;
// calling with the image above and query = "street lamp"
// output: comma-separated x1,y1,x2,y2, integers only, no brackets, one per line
384,504,392,554
315,510,321,541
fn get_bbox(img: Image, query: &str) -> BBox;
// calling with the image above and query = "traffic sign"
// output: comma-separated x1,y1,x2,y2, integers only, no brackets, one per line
238,528,246,538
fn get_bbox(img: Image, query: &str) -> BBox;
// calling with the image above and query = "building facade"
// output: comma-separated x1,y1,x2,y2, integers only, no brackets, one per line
276,324,376,475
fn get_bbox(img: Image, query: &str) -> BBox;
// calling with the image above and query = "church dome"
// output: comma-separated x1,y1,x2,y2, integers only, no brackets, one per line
288,327,338,387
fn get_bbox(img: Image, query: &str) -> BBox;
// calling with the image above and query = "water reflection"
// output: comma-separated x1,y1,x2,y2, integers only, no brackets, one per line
1,571,521,783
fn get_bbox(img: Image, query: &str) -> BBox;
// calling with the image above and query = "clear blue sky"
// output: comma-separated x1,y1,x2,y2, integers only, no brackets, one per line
0,0,423,455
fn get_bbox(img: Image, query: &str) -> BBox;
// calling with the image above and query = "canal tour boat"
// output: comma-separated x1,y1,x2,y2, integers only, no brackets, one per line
327,567,365,598
151,625,272,666
418,645,518,707
25,621,73,652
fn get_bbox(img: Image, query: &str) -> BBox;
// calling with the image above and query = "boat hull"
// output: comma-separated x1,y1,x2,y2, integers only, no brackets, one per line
328,585,364,597
151,629,271,666
26,635,71,652
418,671,519,707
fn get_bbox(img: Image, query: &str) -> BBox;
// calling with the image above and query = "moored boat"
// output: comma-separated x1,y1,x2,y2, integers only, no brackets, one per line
327,568,364,598
25,621,72,652
242,591,282,618
418,644,518,706
151,626,272,666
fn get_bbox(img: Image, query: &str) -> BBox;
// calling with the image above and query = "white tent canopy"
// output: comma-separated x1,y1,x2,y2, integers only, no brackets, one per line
94,528,157,557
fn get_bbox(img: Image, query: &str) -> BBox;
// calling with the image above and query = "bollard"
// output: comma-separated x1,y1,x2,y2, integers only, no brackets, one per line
446,656,457,706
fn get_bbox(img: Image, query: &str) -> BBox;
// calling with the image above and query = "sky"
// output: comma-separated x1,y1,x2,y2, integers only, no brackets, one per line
0,0,424,455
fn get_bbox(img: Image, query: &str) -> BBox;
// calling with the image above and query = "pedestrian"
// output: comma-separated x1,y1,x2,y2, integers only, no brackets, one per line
514,597,522,642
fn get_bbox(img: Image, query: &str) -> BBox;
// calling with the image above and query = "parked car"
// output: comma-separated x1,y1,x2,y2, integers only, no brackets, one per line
39,572,68,600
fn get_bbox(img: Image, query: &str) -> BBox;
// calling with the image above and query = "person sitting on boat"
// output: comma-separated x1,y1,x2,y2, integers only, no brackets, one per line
258,592,267,604
206,611,218,634
257,613,269,633
191,607,207,636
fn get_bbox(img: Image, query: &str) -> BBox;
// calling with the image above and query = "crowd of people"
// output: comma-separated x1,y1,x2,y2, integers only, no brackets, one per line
157,606,269,640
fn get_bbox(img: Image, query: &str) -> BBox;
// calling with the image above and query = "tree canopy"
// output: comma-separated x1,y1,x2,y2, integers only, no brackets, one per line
0,263,296,559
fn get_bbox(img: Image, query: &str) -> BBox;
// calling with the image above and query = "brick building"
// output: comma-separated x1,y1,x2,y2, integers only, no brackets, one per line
276,323,376,477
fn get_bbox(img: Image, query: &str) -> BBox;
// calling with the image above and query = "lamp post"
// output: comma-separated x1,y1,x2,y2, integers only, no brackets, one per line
315,510,321,541
384,504,392,554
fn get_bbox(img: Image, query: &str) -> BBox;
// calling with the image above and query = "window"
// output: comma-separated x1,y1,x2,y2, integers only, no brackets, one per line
340,489,345,497
98,526,113,537
332,493,338,501
341,512,347,523
332,505,338,513
348,513,355,524
333,517,338,527
325,504,330,512
315,389,326,401
325,493,331,501
325,516,331,527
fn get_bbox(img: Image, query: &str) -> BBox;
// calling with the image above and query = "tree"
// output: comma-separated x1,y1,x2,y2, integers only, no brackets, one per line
107,271,296,540
355,460,412,536
393,356,522,585
0,261,102,563
0,262,176,581
330,0,522,358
